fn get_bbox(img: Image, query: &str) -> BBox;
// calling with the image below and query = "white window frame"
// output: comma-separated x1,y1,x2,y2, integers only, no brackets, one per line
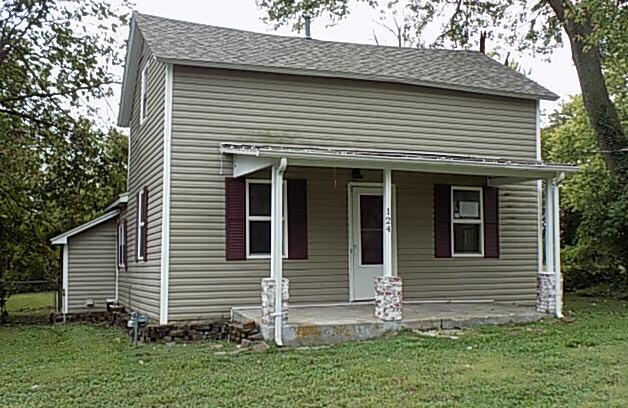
137,189,146,261
451,186,484,257
117,222,126,268
245,179,288,259
139,62,149,126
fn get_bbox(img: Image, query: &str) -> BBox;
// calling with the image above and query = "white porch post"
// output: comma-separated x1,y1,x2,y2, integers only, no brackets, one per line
383,168,393,277
552,180,563,318
374,168,402,321
544,179,554,275
270,158,288,345
537,178,562,317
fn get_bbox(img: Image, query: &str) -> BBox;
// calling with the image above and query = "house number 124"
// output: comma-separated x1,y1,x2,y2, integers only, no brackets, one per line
385,208,392,233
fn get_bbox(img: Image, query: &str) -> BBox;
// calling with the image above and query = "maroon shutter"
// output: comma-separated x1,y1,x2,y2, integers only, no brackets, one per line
483,187,500,258
225,177,246,260
123,219,128,272
288,179,308,259
135,191,140,262
434,184,452,258
143,186,149,262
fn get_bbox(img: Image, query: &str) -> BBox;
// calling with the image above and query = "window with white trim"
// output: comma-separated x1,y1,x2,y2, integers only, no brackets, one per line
451,186,483,256
139,62,149,125
137,189,147,261
117,222,126,268
245,180,288,258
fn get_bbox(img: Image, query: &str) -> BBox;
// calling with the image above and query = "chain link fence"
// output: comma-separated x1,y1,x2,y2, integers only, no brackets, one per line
1,280,60,324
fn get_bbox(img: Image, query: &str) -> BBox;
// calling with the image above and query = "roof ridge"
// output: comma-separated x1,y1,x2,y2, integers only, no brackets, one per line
133,11,487,56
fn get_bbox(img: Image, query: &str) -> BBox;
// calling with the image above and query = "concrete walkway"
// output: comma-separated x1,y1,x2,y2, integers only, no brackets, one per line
232,302,544,346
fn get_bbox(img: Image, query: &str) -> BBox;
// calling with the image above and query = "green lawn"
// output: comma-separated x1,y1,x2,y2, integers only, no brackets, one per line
1,296,626,407
5,291,56,316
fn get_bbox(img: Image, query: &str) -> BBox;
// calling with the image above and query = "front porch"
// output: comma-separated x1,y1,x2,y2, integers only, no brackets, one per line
221,143,577,346
232,302,543,346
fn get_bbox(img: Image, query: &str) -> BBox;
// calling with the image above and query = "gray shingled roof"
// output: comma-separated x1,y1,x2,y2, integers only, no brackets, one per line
133,12,557,101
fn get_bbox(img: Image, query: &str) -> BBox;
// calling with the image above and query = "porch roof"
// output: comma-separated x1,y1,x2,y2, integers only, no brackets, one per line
220,143,578,180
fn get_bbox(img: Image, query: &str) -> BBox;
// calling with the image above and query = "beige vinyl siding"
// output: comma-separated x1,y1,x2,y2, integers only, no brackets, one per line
168,66,540,321
67,220,116,312
117,38,165,320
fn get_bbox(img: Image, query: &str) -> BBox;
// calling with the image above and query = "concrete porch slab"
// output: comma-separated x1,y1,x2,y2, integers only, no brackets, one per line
232,302,545,346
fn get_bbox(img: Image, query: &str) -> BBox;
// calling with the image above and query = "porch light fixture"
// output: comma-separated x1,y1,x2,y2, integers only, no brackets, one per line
351,168,364,179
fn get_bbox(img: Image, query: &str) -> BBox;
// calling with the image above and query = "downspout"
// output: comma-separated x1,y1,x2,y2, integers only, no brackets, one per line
535,100,543,276
62,243,69,319
273,158,288,346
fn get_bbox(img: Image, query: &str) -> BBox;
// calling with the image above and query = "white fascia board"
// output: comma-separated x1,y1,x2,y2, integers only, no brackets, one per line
104,192,129,212
220,145,577,179
158,58,559,101
50,211,119,245
117,19,142,127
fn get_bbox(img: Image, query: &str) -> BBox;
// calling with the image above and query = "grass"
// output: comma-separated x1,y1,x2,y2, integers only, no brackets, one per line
1,295,626,407
5,291,56,316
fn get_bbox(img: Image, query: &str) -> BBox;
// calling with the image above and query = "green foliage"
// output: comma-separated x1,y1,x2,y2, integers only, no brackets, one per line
543,96,627,291
0,0,129,303
1,296,626,406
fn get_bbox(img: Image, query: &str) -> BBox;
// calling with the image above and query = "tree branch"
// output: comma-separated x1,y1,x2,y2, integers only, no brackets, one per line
0,82,118,104
0,107,53,127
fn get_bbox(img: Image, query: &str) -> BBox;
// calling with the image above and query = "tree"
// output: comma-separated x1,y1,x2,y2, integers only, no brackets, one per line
543,96,627,292
0,0,129,315
256,0,628,184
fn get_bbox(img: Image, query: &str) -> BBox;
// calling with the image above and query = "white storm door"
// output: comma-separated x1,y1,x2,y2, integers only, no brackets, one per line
350,187,384,300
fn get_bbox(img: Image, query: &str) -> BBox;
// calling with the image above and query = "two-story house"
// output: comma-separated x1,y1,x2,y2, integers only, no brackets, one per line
51,12,576,345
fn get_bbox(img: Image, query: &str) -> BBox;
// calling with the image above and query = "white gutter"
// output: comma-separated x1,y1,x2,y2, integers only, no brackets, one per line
219,144,577,178
271,158,288,346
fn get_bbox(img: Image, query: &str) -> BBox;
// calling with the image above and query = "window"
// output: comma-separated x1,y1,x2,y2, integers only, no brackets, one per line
117,220,126,268
137,188,148,261
245,180,288,258
451,186,483,256
139,62,149,125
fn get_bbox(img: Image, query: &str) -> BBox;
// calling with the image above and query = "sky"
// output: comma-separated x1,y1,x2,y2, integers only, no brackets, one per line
101,0,582,127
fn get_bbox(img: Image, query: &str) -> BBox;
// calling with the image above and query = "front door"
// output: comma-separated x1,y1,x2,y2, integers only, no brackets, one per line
350,186,384,300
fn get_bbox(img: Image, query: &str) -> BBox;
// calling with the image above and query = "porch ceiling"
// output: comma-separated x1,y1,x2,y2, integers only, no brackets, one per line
220,143,578,180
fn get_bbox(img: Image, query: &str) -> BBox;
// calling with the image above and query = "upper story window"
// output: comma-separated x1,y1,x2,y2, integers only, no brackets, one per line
245,180,287,258
117,220,127,269
451,186,483,256
137,187,148,261
139,62,149,125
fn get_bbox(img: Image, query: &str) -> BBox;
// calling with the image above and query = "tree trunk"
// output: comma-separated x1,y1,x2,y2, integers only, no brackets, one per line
548,0,628,185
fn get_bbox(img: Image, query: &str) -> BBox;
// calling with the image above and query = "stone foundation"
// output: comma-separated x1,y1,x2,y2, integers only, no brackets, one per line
52,308,262,344
537,272,557,314
374,276,402,321
261,278,289,326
